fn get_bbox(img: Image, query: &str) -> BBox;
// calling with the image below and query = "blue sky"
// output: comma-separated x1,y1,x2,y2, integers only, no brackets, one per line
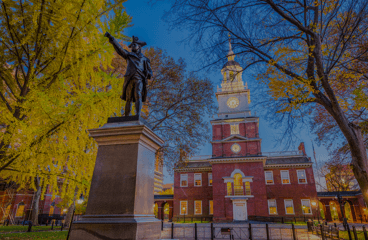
122,0,329,185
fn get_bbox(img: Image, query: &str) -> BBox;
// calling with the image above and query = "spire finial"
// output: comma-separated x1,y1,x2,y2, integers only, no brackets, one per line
227,33,234,59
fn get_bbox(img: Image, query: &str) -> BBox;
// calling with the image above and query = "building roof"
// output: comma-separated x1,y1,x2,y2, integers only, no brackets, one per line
175,161,212,169
265,156,310,165
174,155,312,171
222,60,241,69
154,195,174,200
317,191,361,197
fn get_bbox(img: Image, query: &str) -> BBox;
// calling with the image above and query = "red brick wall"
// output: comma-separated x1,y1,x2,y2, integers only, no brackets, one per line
245,123,258,138
174,172,213,217
265,167,318,217
211,121,261,158
212,143,222,157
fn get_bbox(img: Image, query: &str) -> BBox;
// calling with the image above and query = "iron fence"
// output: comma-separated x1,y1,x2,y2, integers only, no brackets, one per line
160,222,328,240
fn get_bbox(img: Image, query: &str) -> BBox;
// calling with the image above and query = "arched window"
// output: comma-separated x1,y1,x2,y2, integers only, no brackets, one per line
16,202,25,217
245,182,251,195
234,173,243,195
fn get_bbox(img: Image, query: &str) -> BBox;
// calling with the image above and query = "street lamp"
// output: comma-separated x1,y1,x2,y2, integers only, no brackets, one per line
336,192,348,230
302,206,306,222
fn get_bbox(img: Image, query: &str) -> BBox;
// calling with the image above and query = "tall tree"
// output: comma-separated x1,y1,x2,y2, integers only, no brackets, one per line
0,0,131,224
108,46,217,169
166,0,368,203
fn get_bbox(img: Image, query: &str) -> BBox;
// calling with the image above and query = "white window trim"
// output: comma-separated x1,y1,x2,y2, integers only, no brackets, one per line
194,200,202,215
268,199,278,215
209,200,213,215
301,199,313,215
180,201,188,215
180,174,188,187
284,199,295,215
208,173,212,186
265,171,274,185
194,173,202,187
281,170,291,185
297,170,308,184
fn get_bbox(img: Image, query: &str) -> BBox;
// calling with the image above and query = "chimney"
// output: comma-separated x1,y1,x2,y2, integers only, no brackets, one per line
298,142,306,156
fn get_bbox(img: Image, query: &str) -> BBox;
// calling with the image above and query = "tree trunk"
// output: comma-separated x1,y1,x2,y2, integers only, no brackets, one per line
64,200,75,228
30,177,41,226
348,125,368,204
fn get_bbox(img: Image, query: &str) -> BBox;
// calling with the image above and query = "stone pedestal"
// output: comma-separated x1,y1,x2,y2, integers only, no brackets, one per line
70,117,164,240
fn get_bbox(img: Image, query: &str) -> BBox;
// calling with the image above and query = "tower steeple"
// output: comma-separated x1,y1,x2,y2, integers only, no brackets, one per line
227,34,235,61
219,35,246,92
215,35,251,119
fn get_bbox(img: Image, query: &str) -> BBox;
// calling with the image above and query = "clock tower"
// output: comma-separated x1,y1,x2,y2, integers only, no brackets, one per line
211,37,261,158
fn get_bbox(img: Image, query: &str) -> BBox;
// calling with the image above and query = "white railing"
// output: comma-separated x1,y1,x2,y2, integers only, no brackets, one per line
262,150,303,157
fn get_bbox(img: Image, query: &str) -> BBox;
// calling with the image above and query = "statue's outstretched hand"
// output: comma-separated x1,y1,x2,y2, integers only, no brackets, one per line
104,32,114,43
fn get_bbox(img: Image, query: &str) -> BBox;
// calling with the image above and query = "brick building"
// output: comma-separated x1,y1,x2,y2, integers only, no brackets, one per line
173,39,318,222
0,182,63,224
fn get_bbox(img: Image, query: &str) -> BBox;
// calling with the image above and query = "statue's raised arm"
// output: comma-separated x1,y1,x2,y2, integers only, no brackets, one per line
104,33,151,117
105,32,128,59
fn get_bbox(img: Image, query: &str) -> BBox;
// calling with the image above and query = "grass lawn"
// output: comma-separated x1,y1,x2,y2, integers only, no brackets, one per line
0,231,67,240
0,226,61,233
339,230,366,240
173,221,211,223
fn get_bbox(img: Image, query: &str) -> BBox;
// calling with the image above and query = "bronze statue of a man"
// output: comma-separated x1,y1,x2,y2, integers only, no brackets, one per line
105,32,152,117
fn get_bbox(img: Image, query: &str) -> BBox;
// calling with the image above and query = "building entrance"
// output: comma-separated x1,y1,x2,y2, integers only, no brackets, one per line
233,200,247,221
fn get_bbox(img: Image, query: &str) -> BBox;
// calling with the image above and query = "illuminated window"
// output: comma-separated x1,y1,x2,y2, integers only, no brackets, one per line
4,205,11,220
301,199,312,214
180,201,188,215
297,170,307,184
234,173,243,195
245,182,251,195
265,171,274,184
284,199,294,214
180,174,188,187
231,124,239,135
49,202,55,216
227,182,232,196
194,201,202,215
208,173,212,186
194,173,202,186
229,71,234,81
15,203,25,217
268,199,277,215
209,200,213,215
281,170,290,184
49,206,54,215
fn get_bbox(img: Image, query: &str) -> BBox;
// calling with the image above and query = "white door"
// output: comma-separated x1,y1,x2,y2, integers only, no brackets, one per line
233,202,247,221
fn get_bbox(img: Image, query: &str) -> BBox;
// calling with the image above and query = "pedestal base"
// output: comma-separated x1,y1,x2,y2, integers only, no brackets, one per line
70,216,161,240
69,119,164,240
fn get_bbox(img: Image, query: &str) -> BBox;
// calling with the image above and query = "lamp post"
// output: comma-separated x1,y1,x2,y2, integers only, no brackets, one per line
183,207,186,223
336,192,348,230
303,206,306,222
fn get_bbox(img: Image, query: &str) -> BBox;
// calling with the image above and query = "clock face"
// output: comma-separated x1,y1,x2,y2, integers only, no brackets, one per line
227,97,239,108
231,143,241,153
